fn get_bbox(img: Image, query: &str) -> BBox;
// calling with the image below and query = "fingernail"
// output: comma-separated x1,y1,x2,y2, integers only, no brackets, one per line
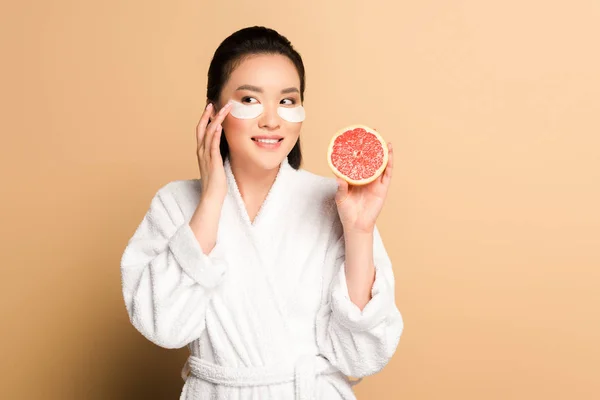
206,103,212,110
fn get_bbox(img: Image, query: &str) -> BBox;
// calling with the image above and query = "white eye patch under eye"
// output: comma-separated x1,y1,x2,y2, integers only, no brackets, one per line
229,100,306,122
230,100,264,119
277,106,306,123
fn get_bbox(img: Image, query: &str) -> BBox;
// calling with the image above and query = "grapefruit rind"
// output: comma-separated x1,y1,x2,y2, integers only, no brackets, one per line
327,124,389,186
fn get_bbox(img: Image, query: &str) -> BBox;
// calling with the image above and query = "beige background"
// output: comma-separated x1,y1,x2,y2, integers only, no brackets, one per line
2,0,599,399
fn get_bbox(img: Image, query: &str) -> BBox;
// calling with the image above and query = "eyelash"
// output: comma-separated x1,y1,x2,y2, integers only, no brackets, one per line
241,96,296,106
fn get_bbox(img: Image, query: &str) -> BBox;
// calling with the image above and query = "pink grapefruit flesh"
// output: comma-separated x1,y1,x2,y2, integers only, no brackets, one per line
327,125,389,185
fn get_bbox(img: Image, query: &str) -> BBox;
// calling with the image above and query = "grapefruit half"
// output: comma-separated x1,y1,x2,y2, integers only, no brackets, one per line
327,124,389,185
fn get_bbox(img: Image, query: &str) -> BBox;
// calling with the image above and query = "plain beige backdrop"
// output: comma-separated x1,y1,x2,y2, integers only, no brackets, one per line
1,0,599,399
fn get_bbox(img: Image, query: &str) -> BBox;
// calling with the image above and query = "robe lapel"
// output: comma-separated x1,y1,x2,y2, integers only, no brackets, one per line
223,157,293,232
223,157,295,320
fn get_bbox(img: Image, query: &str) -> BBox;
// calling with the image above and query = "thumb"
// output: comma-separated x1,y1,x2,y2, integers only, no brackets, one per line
335,178,349,204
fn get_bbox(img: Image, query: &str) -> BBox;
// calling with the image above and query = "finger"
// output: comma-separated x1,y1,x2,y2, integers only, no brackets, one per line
205,122,220,158
196,103,214,145
382,142,393,185
335,177,350,205
211,101,233,129
211,124,223,163
204,102,233,150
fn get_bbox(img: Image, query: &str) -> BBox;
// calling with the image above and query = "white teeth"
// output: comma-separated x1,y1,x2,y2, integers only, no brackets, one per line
256,139,279,144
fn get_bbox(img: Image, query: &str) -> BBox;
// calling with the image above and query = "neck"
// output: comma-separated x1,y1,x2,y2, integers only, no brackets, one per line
228,156,282,221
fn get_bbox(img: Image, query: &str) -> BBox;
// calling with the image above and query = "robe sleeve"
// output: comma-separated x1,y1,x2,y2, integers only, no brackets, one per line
120,185,227,349
316,219,404,378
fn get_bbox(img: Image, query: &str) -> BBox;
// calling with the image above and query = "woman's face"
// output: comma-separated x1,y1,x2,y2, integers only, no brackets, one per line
216,54,303,171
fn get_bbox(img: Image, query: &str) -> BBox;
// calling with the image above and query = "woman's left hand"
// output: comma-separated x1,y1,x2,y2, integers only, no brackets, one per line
335,142,394,234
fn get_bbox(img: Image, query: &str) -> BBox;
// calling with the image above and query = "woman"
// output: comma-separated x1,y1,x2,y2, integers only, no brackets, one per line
120,26,404,399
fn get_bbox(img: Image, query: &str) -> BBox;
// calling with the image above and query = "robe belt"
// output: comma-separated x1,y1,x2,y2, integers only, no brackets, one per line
182,354,346,400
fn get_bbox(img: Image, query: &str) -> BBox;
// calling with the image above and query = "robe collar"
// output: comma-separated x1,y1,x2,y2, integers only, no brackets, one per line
223,156,294,230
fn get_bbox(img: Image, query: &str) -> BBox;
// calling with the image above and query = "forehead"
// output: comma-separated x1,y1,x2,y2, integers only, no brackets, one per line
226,54,300,91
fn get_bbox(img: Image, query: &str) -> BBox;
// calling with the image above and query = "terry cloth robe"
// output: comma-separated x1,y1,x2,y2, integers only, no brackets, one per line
120,157,404,400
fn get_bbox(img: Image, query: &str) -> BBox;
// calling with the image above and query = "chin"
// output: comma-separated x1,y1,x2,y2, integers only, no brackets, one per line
250,152,288,171
228,136,297,171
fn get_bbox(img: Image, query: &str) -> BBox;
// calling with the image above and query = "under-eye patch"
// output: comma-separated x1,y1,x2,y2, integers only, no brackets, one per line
230,101,264,119
229,100,306,123
277,106,306,123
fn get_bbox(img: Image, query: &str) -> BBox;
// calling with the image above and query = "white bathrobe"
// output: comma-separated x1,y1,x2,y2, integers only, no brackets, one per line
120,157,404,399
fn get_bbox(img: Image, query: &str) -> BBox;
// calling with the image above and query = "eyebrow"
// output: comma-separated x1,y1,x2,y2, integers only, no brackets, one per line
236,84,300,95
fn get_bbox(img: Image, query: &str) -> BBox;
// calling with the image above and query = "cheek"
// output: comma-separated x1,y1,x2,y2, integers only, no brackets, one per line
222,116,251,147
286,123,302,139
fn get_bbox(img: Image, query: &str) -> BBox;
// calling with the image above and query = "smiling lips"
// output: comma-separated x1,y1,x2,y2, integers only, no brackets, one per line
251,136,283,149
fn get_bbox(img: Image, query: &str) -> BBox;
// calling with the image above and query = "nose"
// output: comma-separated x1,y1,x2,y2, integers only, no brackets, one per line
258,104,281,130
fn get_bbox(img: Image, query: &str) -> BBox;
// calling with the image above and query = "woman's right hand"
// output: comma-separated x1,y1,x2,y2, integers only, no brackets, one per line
196,102,232,204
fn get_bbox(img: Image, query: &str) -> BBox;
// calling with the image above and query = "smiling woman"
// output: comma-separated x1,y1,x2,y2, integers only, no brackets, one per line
120,26,403,400
206,29,306,175
214,53,305,173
